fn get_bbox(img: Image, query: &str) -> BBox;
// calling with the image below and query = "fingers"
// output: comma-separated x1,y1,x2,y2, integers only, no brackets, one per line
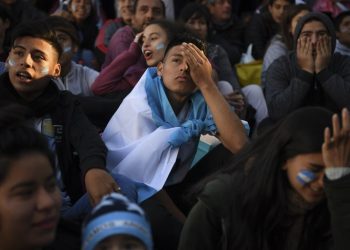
298,37,311,56
332,113,340,138
304,37,311,56
181,43,206,67
317,36,332,57
324,126,331,146
329,108,350,142
342,108,350,131
134,32,143,44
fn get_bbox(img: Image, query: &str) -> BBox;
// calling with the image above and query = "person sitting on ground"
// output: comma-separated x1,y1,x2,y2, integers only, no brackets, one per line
203,0,245,66
47,15,98,96
102,34,247,249
94,18,177,99
95,0,134,59
179,106,350,250
53,0,100,70
46,15,126,131
92,0,165,97
262,4,310,88
265,12,350,122
0,104,61,250
245,0,294,60
0,19,137,221
82,192,153,250
334,10,350,56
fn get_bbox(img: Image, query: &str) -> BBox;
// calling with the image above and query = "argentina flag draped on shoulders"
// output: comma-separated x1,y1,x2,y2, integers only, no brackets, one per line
102,67,217,202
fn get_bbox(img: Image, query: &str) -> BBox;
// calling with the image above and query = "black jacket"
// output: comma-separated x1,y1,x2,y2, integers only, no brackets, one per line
265,13,350,121
324,174,350,250
210,16,245,66
179,173,342,250
0,73,107,203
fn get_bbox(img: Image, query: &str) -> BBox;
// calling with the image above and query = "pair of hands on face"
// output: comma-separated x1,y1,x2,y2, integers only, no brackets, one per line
322,108,350,169
297,36,331,74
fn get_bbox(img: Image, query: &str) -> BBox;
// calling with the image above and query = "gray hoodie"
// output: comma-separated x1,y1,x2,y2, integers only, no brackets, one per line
265,12,350,121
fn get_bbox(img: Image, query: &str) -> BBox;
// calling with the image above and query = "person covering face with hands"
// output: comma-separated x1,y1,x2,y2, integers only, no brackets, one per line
265,12,350,122
297,20,331,74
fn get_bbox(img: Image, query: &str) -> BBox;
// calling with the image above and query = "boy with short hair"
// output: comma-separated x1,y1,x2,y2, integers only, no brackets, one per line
0,19,122,216
47,15,98,96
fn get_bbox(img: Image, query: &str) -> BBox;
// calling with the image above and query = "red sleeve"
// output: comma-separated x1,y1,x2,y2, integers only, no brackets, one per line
92,42,145,95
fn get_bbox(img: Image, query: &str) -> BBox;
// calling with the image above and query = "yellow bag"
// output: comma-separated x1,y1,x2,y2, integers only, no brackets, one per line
235,60,263,87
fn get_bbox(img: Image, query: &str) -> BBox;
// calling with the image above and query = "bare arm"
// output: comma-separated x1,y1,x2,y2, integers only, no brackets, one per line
181,43,247,153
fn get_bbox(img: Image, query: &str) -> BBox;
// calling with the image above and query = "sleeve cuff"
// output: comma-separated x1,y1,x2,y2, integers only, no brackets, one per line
325,167,350,180
81,157,107,176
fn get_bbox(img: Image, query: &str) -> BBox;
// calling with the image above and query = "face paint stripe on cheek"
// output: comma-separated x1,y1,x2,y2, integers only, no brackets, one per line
40,66,49,76
156,43,165,51
63,46,72,53
296,169,316,186
7,59,16,67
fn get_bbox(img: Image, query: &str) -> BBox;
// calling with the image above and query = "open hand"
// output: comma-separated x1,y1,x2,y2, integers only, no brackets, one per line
134,31,144,46
315,36,331,73
297,37,315,73
181,43,214,89
322,108,350,168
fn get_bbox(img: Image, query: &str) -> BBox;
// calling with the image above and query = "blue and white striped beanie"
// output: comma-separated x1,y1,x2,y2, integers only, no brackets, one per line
82,192,153,250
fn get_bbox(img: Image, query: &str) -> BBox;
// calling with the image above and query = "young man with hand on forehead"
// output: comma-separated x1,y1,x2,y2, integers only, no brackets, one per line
102,34,247,250
265,12,350,122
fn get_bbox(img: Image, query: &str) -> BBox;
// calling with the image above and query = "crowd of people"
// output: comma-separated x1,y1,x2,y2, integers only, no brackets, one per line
0,0,350,250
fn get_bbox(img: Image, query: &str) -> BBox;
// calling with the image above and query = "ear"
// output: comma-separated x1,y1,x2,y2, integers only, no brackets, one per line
157,62,163,77
52,63,61,77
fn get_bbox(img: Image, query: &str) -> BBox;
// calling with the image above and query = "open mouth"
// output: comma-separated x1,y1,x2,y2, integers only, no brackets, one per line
16,71,32,82
143,50,153,60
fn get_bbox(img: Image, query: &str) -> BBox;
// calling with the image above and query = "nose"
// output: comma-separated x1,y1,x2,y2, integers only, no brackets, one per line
20,53,33,68
311,172,324,191
193,22,201,31
311,33,318,44
145,9,154,20
180,61,189,72
142,38,149,49
36,187,58,211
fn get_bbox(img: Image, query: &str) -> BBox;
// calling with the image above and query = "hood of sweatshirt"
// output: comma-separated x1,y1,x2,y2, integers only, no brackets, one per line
293,12,336,53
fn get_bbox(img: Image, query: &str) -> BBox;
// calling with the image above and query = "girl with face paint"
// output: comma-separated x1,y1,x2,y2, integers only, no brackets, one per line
92,19,181,96
141,20,179,67
179,106,350,250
